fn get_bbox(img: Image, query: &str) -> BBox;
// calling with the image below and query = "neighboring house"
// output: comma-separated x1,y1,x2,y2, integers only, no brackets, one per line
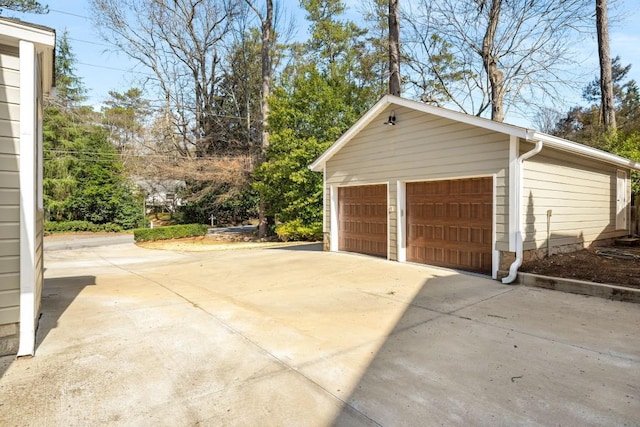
133,177,185,212
310,95,640,282
0,19,55,356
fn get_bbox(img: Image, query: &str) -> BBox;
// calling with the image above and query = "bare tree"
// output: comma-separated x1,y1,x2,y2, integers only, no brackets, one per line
243,0,273,151
388,0,400,96
90,0,239,157
480,0,504,121
405,0,592,122
596,0,616,130
532,106,564,134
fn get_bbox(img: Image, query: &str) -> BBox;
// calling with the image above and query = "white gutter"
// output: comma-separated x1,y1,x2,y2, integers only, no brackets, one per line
502,139,544,284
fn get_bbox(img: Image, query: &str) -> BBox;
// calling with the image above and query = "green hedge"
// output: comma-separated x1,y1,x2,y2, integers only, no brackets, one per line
45,221,123,234
133,224,209,242
275,220,322,242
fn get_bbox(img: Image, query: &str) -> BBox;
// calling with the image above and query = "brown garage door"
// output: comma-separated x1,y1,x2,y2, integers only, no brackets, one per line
407,178,492,273
338,185,387,258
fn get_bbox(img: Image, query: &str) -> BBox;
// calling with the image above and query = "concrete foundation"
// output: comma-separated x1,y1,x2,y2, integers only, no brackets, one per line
322,232,330,251
0,323,19,357
518,272,640,303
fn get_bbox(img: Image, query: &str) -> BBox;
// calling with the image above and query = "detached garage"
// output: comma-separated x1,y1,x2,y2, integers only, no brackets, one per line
310,95,640,282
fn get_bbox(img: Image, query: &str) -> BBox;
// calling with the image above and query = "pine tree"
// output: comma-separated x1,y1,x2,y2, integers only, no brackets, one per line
254,0,382,228
51,30,87,109
0,0,47,14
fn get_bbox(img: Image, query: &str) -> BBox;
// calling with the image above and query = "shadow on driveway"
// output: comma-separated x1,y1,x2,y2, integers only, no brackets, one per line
0,276,95,379
331,273,640,425
36,276,96,351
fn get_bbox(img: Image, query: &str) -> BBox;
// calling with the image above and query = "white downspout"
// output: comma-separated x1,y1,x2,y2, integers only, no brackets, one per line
502,139,543,284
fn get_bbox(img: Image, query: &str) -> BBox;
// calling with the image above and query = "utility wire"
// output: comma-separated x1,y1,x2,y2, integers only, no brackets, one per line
44,149,254,160
49,9,90,20
76,61,155,76
68,37,116,49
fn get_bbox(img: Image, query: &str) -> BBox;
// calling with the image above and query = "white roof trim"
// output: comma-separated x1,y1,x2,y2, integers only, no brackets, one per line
0,18,55,47
528,131,640,170
309,94,640,172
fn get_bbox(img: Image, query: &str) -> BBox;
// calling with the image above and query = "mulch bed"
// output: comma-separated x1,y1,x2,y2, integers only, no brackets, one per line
520,246,640,290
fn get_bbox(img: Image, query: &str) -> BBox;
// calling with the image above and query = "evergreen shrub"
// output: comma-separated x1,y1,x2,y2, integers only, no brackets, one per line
275,220,322,242
133,224,208,242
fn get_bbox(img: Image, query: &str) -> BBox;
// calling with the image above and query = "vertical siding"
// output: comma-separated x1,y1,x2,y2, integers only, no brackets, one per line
522,144,626,250
0,45,20,325
325,106,511,261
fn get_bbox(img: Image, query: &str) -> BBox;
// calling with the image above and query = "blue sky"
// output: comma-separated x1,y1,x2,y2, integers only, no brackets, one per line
9,0,640,127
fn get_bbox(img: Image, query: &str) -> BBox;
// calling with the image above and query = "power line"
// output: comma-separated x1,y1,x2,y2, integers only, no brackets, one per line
68,37,112,49
50,8,90,20
44,149,254,160
76,61,154,76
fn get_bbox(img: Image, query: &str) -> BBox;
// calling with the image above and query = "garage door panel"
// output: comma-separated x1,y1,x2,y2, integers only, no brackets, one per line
339,184,387,258
407,177,492,274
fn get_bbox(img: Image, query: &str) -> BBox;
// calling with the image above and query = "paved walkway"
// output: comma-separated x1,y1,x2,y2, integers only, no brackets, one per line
1,243,638,426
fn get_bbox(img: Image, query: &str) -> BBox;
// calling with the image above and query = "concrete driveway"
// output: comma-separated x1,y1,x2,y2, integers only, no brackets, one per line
1,242,638,426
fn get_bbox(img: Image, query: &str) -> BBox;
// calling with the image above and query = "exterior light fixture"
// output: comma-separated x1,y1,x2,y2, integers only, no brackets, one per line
384,111,396,125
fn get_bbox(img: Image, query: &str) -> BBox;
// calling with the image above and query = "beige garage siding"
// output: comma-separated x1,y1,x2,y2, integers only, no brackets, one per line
0,45,20,325
325,106,510,261
522,144,627,251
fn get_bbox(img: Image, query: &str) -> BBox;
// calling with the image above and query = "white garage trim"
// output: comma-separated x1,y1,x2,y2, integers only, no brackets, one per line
508,135,518,252
330,185,338,252
492,174,498,279
396,180,406,263
386,182,391,261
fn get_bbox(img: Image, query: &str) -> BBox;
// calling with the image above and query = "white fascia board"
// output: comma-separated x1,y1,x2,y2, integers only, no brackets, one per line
387,96,530,138
0,20,55,94
0,19,55,47
309,94,530,172
309,93,640,173
527,131,640,171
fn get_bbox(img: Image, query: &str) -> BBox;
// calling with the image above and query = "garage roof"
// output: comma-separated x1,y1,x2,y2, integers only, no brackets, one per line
309,95,640,172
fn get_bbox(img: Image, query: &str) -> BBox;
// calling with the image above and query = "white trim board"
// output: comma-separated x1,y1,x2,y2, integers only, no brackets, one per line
309,95,640,173
18,40,37,357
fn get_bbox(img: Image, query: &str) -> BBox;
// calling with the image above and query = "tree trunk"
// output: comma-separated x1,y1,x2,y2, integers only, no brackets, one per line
257,0,274,238
596,0,616,131
388,0,401,96
260,0,273,151
481,0,505,122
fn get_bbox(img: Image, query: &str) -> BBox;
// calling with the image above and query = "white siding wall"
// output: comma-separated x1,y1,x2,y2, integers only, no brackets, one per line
0,45,20,325
522,144,628,251
325,106,511,261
